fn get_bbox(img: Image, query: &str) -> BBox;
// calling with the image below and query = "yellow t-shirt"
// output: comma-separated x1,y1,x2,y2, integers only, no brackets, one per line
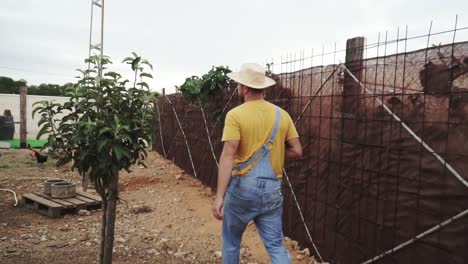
221,100,299,179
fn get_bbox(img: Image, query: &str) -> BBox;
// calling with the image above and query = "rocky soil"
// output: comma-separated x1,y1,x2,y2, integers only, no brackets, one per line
0,149,318,264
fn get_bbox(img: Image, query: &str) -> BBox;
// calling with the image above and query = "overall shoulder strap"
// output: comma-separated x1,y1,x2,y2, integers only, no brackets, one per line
267,106,282,144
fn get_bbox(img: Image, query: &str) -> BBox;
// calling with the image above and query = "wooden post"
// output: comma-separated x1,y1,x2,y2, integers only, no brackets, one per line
162,88,165,96
342,37,364,142
335,37,365,262
19,86,27,148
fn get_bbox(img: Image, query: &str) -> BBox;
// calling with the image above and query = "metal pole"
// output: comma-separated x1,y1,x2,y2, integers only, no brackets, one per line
99,0,105,78
87,0,94,71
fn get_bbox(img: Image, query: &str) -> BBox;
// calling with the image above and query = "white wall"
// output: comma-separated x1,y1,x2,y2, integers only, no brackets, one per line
0,94,70,139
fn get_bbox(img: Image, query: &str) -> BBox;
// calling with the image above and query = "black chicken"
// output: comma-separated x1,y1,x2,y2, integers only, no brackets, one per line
28,145,48,165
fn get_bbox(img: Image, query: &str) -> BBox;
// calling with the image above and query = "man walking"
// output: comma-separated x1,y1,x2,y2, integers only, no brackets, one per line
212,63,302,264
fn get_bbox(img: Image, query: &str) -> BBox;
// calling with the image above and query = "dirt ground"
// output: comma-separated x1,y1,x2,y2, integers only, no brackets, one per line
0,149,318,264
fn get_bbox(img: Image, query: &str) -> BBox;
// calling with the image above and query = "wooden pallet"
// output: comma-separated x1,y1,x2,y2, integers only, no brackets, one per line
23,191,102,218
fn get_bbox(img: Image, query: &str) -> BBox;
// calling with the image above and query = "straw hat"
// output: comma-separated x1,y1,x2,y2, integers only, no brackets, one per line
227,63,276,89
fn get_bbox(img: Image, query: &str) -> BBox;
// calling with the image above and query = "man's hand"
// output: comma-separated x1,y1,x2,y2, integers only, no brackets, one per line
212,196,224,220
285,138,302,160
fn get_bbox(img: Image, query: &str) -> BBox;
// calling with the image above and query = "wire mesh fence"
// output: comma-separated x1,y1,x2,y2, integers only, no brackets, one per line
153,22,468,264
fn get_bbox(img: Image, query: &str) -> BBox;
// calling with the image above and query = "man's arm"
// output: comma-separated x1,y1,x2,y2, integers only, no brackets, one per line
212,140,239,220
285,138,302,159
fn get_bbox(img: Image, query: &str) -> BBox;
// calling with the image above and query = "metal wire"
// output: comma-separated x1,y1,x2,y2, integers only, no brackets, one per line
198,98,219,168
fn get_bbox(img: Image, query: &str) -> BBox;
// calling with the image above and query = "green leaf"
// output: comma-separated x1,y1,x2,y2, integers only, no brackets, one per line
104,72,122,79
37,116,50,127
36,125,51,140
97,140,108,152
139,73,153,79
112,144,131,160
141,59,153,70
137,82,149,89
113,115,120,126
99,127,113,136
122,57,134,63
31,106,44,119
131,57,141,71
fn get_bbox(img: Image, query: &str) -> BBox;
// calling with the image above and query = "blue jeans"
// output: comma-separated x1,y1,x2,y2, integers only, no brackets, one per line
222,150,291,264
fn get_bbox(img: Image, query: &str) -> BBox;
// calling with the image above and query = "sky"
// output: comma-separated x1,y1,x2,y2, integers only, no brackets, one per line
1,0,467,93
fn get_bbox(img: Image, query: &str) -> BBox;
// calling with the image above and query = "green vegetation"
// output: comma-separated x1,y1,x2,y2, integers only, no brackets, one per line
178,66,234,122
0,76,72,96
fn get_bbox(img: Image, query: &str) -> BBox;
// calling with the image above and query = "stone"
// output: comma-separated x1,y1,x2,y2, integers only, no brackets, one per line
47,242,69,248
20,234,32,240
157,238,169,251
85,242,92,246
40,235,47,242
174,251,189,258
77,218,84,222
214,251,222,258
296,254,305,260
59,226,71,232
115,237,126,243
77,210,91,216
302,248,310,256
130,206,153,214
290,240,299,250
30,240,41,245
6,248,17,253
147,249,159,254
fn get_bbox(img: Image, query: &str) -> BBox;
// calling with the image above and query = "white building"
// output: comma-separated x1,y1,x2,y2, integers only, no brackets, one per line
0,94,70,139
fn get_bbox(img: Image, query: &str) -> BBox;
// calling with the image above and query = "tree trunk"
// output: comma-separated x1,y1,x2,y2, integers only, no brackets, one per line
100,172,119,264
99,197,107,264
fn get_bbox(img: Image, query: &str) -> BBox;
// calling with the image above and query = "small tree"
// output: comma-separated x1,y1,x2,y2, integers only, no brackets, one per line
33,53,155,264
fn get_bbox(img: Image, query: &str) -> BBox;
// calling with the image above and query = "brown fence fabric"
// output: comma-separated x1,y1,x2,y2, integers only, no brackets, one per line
153,39,468,264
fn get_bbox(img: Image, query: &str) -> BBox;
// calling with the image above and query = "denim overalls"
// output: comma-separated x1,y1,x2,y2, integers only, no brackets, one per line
222,106,291,264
